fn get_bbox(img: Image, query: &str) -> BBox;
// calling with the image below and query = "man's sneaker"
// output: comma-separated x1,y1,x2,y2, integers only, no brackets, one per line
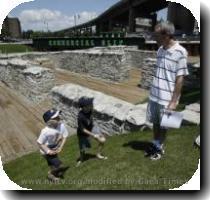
96,153,108,160
144,143,161,157
159,144,165,155
150,153,162,161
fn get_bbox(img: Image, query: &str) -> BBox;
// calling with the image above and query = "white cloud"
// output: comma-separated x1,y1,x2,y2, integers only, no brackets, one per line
76,11,98,24
18,9,97,31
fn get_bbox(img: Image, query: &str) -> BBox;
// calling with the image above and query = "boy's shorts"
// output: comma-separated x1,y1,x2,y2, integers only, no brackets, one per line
78,136,91,151
146,100,166,125
78,125,101,151
43,154,62,168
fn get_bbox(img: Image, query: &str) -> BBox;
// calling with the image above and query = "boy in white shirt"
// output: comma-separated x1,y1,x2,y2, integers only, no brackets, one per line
37,109,69,181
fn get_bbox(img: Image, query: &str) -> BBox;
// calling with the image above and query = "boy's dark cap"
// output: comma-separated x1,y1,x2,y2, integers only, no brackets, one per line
43,109,61,123
78,97,94,108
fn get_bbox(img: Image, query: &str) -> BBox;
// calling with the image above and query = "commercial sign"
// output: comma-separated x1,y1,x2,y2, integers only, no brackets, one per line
33,37,145,50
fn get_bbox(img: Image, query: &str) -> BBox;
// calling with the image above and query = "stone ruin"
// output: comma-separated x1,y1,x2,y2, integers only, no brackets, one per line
0,46,157,104
140,58,201,90
182,103,200,125
51,83,148,135
2,46,156,82
139,58,157,89
0,46,200,135
49,47,155,81
0,58,54,102
51,83,200,135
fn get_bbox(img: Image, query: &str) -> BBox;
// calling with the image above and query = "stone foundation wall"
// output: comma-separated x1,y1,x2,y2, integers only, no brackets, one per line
12,47,156,82
12,50,129,82
182,103,200,125
51,84,147,135
127,49,156,69
140,58,200,90
93,46,156,69
0,58,55,102
140,58,156,89
50,50,130,82
47,48,156,81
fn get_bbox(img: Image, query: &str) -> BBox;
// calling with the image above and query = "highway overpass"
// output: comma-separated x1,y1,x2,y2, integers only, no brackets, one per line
56,0,196,36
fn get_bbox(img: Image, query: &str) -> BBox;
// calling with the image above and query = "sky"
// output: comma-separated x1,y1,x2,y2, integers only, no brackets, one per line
8,0,167,32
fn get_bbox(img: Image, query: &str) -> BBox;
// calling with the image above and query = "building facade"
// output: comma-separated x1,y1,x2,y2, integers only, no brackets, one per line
1,16,22,39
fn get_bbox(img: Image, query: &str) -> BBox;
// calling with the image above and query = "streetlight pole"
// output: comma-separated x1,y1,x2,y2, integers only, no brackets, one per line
74,14,77,36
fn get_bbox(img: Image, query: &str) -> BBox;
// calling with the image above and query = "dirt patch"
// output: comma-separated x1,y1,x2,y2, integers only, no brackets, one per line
0,82,46,163
0,97,12,109
42,60,148,104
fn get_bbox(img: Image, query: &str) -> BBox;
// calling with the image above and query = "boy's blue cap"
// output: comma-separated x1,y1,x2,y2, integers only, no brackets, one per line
78,97,94,108
43,109,61,123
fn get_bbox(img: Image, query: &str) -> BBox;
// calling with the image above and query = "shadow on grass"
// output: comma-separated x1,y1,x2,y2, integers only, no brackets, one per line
76,153,97,163
123,141,153,152
177,87,200,110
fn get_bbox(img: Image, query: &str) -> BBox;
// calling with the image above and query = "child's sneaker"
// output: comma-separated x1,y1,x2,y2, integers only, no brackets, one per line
59,166,70,172
47,173,60,182
57,166,69,178
76,160,82,167
96,153,108,160
51,165,69,178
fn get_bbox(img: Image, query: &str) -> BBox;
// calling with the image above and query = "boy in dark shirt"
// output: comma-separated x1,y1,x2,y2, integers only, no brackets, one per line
77,97,107,166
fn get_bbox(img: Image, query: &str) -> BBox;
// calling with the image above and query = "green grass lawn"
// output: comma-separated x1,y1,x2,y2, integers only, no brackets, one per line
0,44,34,54
3,125,200,190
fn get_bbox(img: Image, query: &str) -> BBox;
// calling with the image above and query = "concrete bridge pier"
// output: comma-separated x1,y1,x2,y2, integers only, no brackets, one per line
167,2,196,34
128,6,137,32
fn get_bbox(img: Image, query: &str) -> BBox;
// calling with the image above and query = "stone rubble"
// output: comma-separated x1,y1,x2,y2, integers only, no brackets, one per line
182,103,200,125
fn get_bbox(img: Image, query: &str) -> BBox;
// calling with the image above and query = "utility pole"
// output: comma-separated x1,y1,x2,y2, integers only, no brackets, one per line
74,14,77,36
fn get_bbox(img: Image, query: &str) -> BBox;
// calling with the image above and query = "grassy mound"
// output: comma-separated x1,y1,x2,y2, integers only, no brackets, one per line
0,44,33,54
3,125,200,190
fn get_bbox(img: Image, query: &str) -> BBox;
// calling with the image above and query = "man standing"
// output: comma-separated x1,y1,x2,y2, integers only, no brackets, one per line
146,21,189,160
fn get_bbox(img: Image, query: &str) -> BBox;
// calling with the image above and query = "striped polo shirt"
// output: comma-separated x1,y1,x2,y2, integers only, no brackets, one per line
149,42,189,106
